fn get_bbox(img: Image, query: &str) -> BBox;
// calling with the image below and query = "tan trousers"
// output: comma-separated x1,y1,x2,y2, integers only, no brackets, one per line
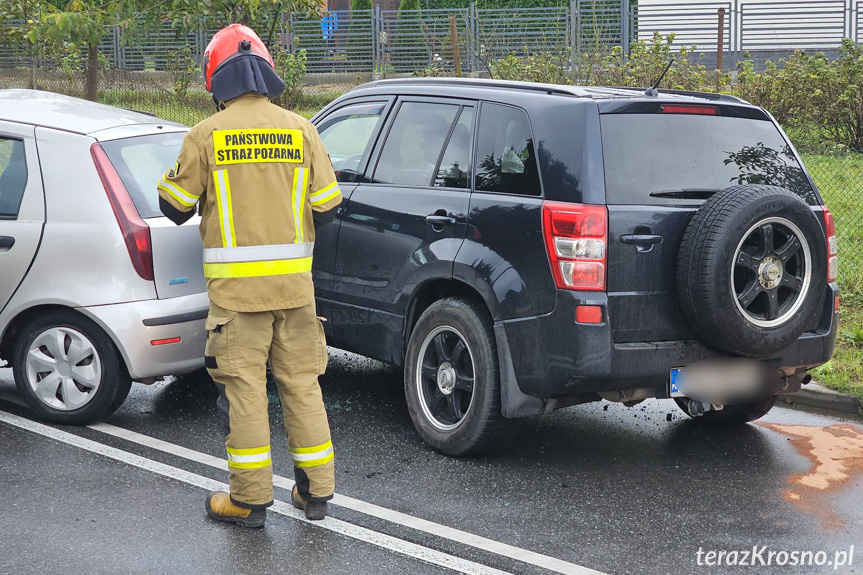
204,301,335,509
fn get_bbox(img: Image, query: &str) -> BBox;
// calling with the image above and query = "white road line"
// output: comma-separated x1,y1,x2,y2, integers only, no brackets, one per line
0,409,511,575
0,387,607,575
88,422,607,575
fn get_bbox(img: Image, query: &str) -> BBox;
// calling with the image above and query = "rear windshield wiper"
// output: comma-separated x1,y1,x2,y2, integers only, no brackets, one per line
649,188,722,199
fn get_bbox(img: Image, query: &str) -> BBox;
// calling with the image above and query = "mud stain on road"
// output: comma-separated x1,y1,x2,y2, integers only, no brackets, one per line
757,422,863,529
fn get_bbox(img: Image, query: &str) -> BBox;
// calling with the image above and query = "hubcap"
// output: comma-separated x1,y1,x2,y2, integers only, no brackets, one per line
437,362,456,395
731,217,811,328
416,326,476,431
25,327,102,411
757,256,783,289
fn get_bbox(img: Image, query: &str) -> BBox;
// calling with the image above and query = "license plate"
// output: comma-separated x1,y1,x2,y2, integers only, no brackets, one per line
670,368,685,397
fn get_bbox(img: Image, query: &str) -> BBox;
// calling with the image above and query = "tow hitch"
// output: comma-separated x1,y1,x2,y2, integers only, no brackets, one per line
686,400,725,417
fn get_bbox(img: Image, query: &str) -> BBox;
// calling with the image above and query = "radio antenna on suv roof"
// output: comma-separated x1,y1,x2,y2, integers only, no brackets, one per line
644,57,675,97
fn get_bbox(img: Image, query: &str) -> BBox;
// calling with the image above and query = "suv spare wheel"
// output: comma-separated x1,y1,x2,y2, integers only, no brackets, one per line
677,185,827,357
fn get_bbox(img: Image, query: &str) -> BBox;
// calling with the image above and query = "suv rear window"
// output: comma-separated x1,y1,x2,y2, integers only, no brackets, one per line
101,132,186,218
600,113,817,205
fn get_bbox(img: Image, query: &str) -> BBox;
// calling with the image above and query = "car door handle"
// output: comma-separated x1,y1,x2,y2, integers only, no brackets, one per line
0,236,14,251
620,234,662,245
425,214,456,226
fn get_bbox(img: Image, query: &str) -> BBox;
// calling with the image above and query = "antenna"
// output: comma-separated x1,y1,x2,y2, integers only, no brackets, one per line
644,57,675,97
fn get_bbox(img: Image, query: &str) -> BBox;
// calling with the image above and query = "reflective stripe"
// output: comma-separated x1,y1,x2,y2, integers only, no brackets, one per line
158,178,199,207
310,181,341,206
291,440,333,454
227,446,270,455
292,167,307,243
290,440,334,468
204,256,313,278
203,242,314,264
226,445,272,469
214,170,236,248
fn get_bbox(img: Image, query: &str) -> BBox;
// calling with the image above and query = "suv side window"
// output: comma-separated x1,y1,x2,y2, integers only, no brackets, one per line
434,106,474,189
0,137,27,219
474,103,540,196
318,102,386,183
373,102,460,187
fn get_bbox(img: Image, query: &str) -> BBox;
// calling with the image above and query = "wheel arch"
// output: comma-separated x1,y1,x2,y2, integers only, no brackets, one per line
0,304,128,376
403,279,492,361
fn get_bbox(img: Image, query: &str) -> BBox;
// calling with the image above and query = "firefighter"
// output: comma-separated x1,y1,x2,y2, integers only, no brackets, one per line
157,24,342,527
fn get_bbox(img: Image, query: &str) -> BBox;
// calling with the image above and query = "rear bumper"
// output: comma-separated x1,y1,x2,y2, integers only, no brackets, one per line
78,292,209,380
501,284,838,400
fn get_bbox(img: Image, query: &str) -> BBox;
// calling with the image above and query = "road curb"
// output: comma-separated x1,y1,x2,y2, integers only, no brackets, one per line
781,382,862,415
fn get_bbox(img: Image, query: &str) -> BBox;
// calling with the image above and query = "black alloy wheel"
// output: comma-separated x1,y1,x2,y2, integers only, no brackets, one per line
416,325,476,431
732,217,811,327
404,298,514,456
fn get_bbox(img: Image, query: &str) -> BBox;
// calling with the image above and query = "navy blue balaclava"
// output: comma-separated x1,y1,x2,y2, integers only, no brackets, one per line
210,54,286,104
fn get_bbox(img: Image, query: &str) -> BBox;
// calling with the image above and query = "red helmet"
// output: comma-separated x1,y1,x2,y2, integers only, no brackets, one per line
203,24,275,92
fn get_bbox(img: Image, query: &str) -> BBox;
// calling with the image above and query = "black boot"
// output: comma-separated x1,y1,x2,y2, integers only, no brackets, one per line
291,485,328,520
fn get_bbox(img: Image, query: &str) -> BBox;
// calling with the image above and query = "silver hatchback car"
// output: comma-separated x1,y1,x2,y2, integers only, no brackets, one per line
0,90,207,424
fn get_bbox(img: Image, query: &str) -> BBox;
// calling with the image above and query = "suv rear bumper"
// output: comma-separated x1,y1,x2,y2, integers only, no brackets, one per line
500,284,838,402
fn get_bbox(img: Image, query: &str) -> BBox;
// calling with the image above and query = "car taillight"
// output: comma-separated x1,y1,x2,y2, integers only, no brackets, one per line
91,143,154,281
823,206,837,283
542,202,607,291
660,104,719,115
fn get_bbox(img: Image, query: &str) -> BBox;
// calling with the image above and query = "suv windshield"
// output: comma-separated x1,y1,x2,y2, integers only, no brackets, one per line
600,113,817,205
101,132,186,218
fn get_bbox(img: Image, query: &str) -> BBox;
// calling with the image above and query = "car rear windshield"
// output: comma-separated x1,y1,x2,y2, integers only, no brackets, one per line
600,113,818,205
100,132,186,218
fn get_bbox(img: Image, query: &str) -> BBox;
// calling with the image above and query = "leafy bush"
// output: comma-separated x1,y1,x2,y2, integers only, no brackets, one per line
492,52,568,84
589,33,724,91
165,45,197,97
273,48,307,111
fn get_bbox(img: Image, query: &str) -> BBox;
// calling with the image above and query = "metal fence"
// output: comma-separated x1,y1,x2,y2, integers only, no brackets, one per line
7,0,863,76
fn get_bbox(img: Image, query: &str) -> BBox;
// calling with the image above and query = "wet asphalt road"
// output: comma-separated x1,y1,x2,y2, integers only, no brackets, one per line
1,350,862,575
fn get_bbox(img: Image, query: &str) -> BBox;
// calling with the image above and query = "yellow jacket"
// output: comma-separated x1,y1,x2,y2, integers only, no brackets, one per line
158,93,342,312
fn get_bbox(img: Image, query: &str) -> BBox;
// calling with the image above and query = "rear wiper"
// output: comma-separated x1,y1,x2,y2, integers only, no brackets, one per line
649,188,721,199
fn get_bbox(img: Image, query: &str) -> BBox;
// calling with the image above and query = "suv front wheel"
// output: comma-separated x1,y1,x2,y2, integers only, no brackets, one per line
404,298,512,456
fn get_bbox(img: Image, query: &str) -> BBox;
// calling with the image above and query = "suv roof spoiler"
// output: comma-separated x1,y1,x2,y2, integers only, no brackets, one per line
611,86,751,105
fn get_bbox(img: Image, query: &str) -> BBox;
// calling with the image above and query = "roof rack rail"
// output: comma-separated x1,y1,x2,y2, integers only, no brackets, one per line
611,86,750,105
367,77,590,98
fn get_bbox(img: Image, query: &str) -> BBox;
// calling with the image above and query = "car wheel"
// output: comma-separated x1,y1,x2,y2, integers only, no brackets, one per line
674,395,777,425
677,185,827,357
13,311,131,425
404,298,512,456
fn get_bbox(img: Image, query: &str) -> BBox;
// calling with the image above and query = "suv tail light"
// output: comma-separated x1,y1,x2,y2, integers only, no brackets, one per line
823,206,838,283
660,104,719,115
91,143,154,282
542,202,607,291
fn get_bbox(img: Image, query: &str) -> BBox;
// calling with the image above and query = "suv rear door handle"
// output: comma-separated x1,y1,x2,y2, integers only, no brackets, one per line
0,236,14,251
620,234,662,245
425,214,456,226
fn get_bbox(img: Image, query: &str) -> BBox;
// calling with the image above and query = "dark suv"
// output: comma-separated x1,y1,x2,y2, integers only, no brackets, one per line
310,78,838,456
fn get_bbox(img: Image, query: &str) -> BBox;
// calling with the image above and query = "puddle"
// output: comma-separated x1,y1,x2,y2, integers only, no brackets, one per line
758,422,863,529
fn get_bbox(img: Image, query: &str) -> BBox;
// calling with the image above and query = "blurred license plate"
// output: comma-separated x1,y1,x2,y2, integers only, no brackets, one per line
670,368,685,397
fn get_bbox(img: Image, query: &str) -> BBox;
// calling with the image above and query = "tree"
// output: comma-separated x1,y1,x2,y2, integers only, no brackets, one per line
29,1,158,101
166,0,322,47
394,0,426,72
0,1,44,89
